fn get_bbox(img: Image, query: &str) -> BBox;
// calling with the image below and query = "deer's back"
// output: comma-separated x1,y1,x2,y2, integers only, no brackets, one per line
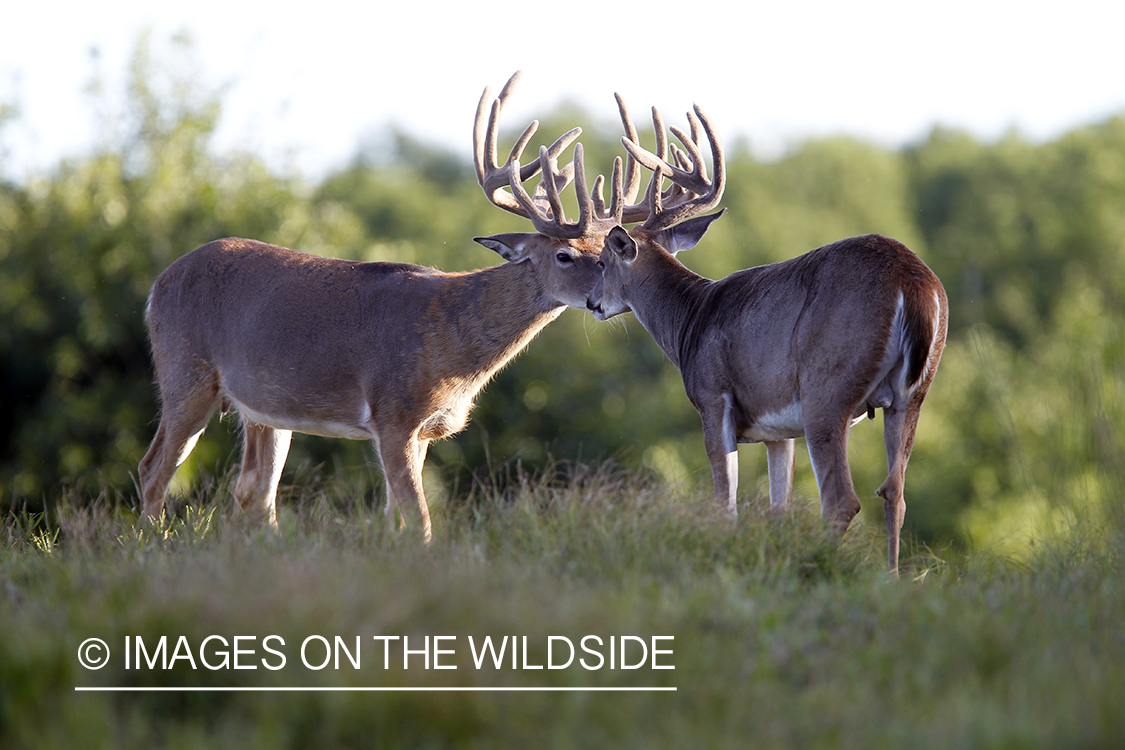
680,235,941,422
147,238,445,355
145,239,458,433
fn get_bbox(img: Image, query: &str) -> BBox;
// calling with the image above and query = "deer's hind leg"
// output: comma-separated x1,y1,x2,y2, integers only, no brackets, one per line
804,418,862,534
798,364,872,534
234,420,292,529
800,382,864,534
876,384,929,574
138,367,222,521
374,427,433,543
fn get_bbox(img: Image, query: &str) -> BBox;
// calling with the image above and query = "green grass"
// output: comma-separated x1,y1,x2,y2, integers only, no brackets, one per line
2,463,1123,749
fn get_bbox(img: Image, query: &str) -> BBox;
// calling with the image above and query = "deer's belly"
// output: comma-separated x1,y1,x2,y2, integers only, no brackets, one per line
739,400,806,443
230,398,373,440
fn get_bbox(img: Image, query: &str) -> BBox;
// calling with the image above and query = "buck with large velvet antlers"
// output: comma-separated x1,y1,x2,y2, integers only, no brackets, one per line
138,71,714,540
585,104,947,573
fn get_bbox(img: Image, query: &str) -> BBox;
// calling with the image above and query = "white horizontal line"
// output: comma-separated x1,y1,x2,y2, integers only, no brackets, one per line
75,686,676,693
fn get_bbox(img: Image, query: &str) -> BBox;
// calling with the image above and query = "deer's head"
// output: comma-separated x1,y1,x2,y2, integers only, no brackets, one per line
472,72,726,315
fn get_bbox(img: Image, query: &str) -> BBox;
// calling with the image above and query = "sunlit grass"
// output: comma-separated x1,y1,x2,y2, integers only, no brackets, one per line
2,463,1123,749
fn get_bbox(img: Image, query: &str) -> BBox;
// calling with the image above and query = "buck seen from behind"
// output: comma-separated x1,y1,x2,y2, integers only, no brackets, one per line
586,110,947,573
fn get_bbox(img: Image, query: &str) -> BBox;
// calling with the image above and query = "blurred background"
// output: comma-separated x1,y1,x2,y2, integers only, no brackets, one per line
2,11,1123,555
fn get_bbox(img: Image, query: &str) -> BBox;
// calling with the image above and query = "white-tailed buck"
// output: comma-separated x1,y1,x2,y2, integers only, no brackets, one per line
585,108,947,572
139,71,666,540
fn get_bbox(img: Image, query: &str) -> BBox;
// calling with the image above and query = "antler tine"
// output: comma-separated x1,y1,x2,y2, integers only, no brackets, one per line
610,156,625,225
672,144,692,171
694,103,726,199
473,71,526,181
508,119,541,182
471,76,506,182
591,173,607,216
613,103,676,224
641,104,726,229
473,86,491,184
474,74,531,215
663,145,691,205
539,127,582,177
541,144,570,226
531,158,575,214
687,107,703,151
586,155,625,219
666,127,709,194
613,93,642,205
509,118,582,186
653,107,668,166
573,143,591,230
645,161,667,221
506,157,549,231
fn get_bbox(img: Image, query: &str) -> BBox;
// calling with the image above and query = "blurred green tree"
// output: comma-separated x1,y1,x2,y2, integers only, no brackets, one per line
3,31,1124,554
0,33,367,505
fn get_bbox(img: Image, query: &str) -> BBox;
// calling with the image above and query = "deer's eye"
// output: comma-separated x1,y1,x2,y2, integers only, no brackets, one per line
556,252,573,264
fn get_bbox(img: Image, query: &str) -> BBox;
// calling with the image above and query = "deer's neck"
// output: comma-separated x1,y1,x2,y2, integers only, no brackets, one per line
628,253,710,372
430,262,564,382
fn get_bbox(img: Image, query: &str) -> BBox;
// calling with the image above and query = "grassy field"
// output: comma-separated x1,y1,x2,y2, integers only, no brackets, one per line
2,463,1123,749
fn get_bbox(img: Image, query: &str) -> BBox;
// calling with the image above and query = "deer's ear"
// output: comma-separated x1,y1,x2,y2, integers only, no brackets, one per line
605,226,637,263
654,209,726,255
474,233,539,263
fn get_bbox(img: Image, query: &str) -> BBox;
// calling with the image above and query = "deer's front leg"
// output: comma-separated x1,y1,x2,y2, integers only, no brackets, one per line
764,439,795,511
700,394,738,519
377,430,433,543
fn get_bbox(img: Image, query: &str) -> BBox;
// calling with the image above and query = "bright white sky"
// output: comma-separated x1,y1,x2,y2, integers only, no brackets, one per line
2,0,1123,180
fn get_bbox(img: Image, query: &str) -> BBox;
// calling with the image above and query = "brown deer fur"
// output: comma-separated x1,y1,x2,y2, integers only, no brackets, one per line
588,217,947,572
139,235,602,540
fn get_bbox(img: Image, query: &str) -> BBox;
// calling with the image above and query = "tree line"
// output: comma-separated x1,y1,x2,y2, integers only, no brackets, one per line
3,37,1123,550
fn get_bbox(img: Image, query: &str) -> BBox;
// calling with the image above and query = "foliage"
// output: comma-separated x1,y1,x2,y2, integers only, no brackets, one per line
2,34,1125,554
0,35,367,501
